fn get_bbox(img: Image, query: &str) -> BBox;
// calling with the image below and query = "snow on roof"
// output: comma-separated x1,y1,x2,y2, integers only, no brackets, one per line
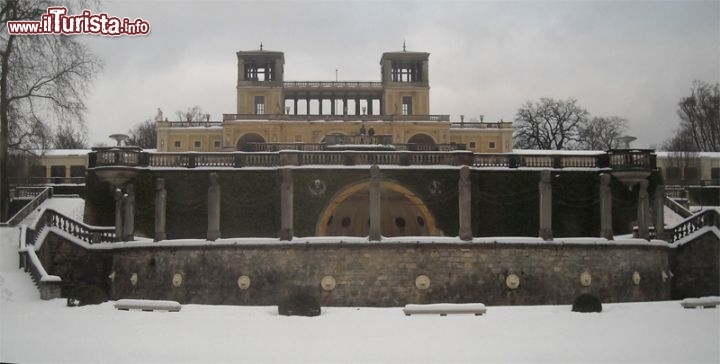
31,149,91,156
655,151,720,158
512,149,605,155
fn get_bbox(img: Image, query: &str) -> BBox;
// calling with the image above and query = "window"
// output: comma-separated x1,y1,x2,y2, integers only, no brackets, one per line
684,167,699,183
255,96,265,115
173,141,181,148
468,141,476,149
213,140,221,149
69,165,85,177
665,167,680,181
402,96,412,115
488,141,496,149
50,165,65,178
194,140,201,148
30,165,46,178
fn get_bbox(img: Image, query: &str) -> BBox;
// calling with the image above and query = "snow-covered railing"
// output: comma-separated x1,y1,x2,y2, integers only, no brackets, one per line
89,149,656,170
18,225,62,300
664,196,692,219
24,208,116,246
1,187,52,226
666,208,719,243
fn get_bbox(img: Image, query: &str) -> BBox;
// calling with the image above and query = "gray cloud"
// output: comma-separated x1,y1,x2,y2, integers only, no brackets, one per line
80,0,719,148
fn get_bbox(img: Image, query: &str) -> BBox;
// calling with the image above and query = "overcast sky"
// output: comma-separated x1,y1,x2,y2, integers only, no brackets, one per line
79,0,719,148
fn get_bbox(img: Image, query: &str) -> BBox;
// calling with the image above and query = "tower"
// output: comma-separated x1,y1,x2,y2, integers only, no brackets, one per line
380,50,430,115
236,48,285,115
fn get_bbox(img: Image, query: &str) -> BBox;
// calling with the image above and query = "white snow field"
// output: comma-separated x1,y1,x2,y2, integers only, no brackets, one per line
1,198,719,363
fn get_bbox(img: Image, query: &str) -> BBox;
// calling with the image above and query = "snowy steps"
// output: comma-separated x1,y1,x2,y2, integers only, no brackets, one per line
114,299,182,312
680,297,720,309
403,303,487,316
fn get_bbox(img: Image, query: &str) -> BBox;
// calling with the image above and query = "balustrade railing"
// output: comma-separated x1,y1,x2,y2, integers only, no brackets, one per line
664,196,693,219
2,187,53,226
25,208,116,246
88,149,656,171
667,208,719,243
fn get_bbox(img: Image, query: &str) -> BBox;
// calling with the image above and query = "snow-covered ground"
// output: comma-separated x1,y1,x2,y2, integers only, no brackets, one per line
1,197,719,363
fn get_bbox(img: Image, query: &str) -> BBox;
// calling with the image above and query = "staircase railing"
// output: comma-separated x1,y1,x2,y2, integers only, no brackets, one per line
1,187,53,226
666,208,719,243
24,208,116,247
664,196,693,219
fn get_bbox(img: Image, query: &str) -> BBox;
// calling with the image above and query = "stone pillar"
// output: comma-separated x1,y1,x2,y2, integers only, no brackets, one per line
538,171,552,240
207,173,221,241
280,168,294,241
293,98,298,115
355,98,360,115
368,98,373,115
318,98,323,115
599,173,613,240
331,95,335,115
458,166,472,241
637,179,650,240
655,184,665,239
369,165,381,241
342,98,348,115
122,184,135,241
114,188,124,241
154,178,166,241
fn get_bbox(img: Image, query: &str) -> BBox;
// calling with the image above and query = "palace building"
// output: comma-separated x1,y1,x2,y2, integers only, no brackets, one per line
155,47,513,153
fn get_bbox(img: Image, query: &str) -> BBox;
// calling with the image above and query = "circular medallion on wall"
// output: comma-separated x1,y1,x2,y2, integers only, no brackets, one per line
237,275,251,290
130,273,138,286
506,274,520,290
662,270,670,283
172,273,183,288
321,275,337,291
632,271,641,286
309,179,327,196
415,275,431,290
579,271,592,287
428,180,443,196
108,271,116,282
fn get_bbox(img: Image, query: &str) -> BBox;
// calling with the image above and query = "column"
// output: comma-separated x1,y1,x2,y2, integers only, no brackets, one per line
207,173,221,241
306,96,310,115
342,98,347,115
355,98,360,115
538,170,552,240
122,184,135,241
599,173,613,240
331,95,335,115
114,188,124,241
637,180,650,240
318,98,323,115
655,184,665,239
458,166,472,241
280,168,294,241
369,165,381,241
293,98,298,115
154,178,166,241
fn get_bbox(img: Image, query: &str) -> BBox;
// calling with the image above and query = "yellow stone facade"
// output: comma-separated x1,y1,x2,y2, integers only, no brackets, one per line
155,48,514,153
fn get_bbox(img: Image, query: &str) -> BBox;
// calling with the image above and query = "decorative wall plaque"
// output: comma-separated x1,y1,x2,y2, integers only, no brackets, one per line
632,271,641,286
309,179,326,196
580,271,592,287
321,275,336,291
130,273,138,286
428,180,443,196
506,274,520,289
172,273,183,287
237,275,251,290
415,275,431,290
662,271,669,283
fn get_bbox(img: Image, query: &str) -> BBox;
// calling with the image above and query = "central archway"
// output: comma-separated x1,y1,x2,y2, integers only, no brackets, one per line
236,133,266,152
315,181,438,237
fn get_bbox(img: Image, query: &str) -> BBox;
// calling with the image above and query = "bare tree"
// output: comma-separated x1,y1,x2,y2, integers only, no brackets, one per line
578,116,628,150
513,97,589,150
52,123,88,149
175,105,209,122
675,81,719,152
127,119,157,149
0,0,102,220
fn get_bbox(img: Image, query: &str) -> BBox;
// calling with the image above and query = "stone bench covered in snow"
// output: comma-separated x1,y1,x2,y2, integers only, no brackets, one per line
680,296,720,309
114,299,182,312
403,303,487,316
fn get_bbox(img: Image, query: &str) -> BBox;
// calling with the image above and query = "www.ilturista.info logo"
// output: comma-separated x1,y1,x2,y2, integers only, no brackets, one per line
6,7,150,36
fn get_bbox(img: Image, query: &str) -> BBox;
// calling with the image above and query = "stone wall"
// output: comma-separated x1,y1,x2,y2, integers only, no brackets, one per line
38,232,114,296
109,242,672,306
672,231,720,299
